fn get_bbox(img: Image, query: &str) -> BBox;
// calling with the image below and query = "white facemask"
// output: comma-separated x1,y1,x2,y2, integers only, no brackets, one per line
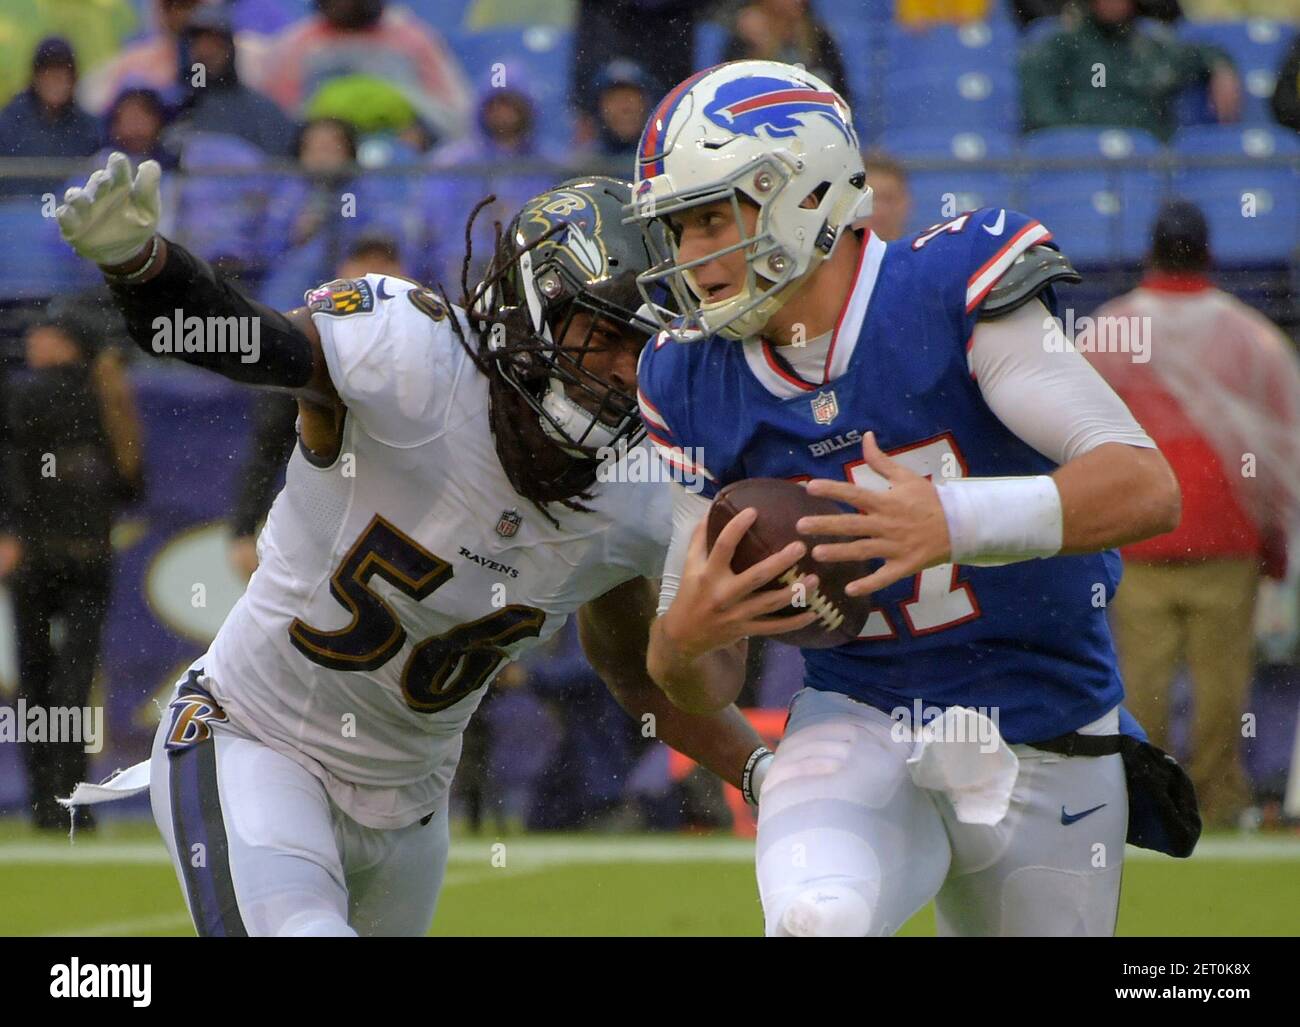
538,376,625,457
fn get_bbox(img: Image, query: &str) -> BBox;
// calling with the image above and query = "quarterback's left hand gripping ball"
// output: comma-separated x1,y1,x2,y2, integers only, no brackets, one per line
706,478,878,648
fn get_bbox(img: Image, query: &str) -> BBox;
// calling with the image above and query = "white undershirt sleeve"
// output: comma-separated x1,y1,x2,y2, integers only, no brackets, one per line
968,299,1155,464
658,482,712,617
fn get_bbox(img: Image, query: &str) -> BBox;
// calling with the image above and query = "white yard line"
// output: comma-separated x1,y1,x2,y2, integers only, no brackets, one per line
0,841,168,864
41,870,522,937
2,834,1298,867
16,835,1300,937
41,912,193,938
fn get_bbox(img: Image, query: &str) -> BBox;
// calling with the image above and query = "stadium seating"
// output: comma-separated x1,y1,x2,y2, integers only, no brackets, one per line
1171,126,1300,266
877,127,1016,233
1020,128,1166,264
443,25,575,145
420,166,557,292
882,21,1016,80
813,0,894,27
0,198,99,302
226,0,311,35
174,133,272,269
808,6,876,125
257,231,331,312
694,19,730,71
403,0,475,31
1179,19,1297,127
881,64,1017,134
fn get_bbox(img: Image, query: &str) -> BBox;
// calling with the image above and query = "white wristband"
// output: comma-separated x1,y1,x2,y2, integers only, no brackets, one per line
935,475,1063,564
743,748,774,806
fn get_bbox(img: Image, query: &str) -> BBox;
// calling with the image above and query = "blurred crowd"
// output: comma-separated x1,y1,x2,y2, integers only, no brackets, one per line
2,2,1300,288
0,0,1299,833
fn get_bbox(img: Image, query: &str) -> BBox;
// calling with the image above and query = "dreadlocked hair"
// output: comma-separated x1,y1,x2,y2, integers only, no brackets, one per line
436,195,600,528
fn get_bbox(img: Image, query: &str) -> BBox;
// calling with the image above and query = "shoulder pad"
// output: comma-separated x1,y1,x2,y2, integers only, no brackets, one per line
406,286,449,323
977,245,1081,321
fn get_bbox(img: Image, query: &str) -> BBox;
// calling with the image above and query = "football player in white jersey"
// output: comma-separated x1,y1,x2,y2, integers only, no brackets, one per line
55,152,778,936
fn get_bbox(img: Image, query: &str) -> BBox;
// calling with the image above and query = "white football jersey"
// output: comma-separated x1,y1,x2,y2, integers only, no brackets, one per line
201,274,670,829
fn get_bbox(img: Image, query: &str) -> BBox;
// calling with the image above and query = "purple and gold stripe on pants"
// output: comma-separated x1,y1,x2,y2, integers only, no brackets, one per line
169,733,248,937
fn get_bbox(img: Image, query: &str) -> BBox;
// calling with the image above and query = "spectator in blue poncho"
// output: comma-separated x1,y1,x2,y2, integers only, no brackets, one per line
0,38,100,168
169,5,296,157
422,65,565,291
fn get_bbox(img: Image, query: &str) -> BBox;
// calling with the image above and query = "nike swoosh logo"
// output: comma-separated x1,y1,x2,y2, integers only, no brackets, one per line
1061,803,1107,825
982,209,1006,236
376,278,393,300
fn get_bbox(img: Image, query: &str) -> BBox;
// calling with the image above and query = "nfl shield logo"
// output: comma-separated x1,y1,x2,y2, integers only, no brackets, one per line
496,509,522,538
811,390,839,425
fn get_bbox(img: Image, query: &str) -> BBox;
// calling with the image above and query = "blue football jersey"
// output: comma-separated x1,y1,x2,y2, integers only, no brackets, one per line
638,207,1125,743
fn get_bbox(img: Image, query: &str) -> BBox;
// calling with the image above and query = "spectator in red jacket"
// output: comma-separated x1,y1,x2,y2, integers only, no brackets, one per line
79,0,204,115
1087,200,1300,829
257,0,472,145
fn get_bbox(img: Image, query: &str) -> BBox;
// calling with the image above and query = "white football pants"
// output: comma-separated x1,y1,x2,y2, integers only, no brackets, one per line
756,689,1127,937
149,675,448,937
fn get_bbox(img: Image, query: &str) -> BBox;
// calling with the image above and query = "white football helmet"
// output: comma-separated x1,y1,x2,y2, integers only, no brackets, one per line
624,60,872,342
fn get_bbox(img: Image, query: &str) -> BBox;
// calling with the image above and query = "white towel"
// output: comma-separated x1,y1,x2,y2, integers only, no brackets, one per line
57,759,151,808
905,706,1019,825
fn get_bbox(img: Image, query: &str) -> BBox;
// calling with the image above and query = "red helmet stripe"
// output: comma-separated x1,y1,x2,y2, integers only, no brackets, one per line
639,67,716,177
722,88,841,117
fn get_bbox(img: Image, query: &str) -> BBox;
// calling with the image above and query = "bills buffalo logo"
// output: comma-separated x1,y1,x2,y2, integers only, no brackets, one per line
305,278,375,317
703,76,854,146
633,178,656,215
496,509,523,539
165,680,229,751
810,389,839,425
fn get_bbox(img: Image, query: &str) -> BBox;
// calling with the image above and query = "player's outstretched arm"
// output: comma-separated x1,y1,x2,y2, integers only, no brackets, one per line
578,577,768,793
56,152,338,409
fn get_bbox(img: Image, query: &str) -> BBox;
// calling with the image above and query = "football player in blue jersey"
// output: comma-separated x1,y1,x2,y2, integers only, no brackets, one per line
627,60,1186,936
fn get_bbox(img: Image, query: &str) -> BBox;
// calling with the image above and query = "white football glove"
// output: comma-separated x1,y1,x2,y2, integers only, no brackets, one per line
56,151,162,267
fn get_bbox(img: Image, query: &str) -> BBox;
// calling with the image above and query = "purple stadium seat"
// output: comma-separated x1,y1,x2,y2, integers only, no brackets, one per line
877,127,1016,233
1179,19,1297,126
1020,128,1166,263
175,132,271,268
1172,126,1300,265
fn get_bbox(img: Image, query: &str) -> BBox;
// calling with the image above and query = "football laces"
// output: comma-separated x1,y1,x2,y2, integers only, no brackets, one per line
778,567,845,631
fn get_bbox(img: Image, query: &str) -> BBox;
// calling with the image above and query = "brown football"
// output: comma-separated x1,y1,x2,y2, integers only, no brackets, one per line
705,478,879,649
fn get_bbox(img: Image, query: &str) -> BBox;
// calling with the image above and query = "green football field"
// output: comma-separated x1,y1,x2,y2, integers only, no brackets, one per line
1,818,1297,936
